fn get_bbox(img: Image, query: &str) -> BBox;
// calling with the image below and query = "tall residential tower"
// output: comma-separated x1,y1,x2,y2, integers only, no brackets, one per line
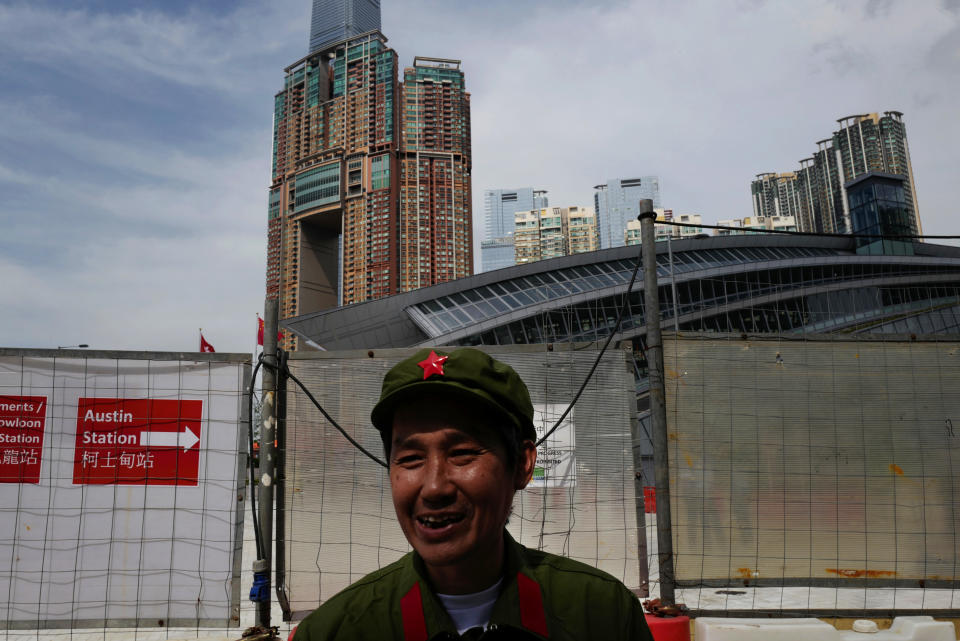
753,111,920,236
266,2,472,349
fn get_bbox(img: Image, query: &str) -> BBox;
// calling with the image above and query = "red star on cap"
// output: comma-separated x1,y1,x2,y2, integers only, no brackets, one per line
418,350,448,380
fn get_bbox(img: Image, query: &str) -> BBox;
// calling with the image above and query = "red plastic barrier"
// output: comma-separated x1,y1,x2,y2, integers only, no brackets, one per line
645,614,691,641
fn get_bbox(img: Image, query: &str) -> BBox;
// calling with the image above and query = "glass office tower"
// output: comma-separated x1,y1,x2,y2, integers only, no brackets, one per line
309,0,382,54
594,177,662,249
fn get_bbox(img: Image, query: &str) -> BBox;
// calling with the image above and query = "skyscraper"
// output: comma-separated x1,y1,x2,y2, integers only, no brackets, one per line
753,111,921,236
267,2,472,349
480,188,548,272
751,172,804,221
594,177,662,249
398,58,473,291
309,0,381,54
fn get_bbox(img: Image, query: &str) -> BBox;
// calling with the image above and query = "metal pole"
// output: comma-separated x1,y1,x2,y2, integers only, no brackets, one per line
638,199,676,605
256,298,279,627
666,232,679,333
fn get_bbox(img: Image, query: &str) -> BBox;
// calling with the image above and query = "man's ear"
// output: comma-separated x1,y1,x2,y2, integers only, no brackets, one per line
514,439,537,490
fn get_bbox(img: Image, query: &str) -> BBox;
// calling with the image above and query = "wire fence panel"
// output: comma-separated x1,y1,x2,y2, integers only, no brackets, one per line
282,345,642,620
0,350,250,631
661,334,960,614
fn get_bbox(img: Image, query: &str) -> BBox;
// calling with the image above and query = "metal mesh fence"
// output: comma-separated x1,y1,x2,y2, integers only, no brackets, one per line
280,345,644,620
0,349,253,640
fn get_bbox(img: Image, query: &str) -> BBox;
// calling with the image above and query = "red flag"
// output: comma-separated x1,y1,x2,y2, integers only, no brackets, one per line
258,317,284,345
200,333,215,353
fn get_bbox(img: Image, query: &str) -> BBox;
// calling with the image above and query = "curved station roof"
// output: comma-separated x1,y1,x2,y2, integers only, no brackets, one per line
282,235,960,351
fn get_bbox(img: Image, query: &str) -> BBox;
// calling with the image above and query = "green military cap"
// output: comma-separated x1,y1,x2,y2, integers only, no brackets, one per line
371,348,536,442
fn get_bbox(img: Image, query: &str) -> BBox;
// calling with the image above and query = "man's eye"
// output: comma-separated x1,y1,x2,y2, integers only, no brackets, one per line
451,448,481,459
394,454,422,466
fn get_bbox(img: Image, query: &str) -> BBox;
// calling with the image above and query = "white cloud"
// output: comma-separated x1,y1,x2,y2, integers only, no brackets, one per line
2,0,958,353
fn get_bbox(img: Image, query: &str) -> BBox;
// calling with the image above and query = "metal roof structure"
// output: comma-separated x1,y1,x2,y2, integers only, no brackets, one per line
282,235,960,350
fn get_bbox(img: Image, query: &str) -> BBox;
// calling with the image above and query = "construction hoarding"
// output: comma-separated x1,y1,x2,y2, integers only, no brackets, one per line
0,349,250,629
664,336,960,590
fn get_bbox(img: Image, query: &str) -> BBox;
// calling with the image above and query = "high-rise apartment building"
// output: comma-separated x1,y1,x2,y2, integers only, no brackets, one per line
567,206,600,255
625,209,703,245
398,57,473,291
751,172,804,221
309,0,381,54
594,177,662,249
715,215,797,236
754,111,920,236
514,206,598,265
480,188,548,272
266,3,472,349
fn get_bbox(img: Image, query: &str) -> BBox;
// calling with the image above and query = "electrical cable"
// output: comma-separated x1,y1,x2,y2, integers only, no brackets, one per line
536,241,644,447
268,238,642,462
271,363,389,468
656,219,960,240
248,354,265,561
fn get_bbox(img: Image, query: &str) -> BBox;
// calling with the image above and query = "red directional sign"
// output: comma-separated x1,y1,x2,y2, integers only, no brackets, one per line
73,398,202,486
0,395,47,483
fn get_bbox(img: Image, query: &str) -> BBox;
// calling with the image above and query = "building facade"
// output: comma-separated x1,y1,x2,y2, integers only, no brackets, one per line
398,57,473,292
846,172,914,256
594,177,662,249
755,112,920,236
514,206,598,265
625,210,703,245
568,205,600,254
751,172,803,221
266,4,472,349
480,188,548,272
309,0,382,54
715,215,797,235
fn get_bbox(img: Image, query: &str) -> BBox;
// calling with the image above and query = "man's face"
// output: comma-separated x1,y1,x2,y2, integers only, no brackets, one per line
389,395,534,583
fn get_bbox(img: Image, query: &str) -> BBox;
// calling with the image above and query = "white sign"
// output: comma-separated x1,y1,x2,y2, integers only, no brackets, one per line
0,354,247,629
530,403,576,488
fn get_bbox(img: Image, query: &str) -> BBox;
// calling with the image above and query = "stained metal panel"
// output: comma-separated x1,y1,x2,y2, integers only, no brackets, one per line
663,336,960,588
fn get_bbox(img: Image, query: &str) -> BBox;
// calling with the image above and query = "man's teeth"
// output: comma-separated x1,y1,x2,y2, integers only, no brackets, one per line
419,515,462,528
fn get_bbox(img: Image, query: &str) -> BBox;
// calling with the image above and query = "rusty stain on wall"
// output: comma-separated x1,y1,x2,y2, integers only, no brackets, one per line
826,568,896,579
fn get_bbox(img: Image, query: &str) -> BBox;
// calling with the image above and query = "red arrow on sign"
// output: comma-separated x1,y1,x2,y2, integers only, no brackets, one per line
139,427,199,451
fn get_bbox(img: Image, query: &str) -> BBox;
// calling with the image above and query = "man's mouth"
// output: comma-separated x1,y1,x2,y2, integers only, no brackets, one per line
417,514,465,529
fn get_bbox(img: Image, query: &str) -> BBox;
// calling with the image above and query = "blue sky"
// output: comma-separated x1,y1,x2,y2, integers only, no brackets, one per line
1,0,958,352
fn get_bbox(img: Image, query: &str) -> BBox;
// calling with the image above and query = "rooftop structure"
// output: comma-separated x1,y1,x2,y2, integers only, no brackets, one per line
281,235,960,350
309,0,382,54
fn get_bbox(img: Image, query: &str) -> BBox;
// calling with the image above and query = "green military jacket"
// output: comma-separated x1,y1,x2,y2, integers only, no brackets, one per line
293,530,654,640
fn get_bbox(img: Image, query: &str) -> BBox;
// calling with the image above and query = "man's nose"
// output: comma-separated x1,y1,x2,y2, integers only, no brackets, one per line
420,456,455,505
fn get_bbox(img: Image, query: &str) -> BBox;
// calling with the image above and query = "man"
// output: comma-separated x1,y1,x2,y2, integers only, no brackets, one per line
294,348,653,640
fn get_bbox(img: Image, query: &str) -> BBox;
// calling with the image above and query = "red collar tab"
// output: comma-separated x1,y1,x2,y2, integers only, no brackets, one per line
400,582,428,641
418,350,448,380
516,572,549,638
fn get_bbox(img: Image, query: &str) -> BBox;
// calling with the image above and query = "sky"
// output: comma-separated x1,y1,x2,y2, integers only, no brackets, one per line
1,0,958,352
